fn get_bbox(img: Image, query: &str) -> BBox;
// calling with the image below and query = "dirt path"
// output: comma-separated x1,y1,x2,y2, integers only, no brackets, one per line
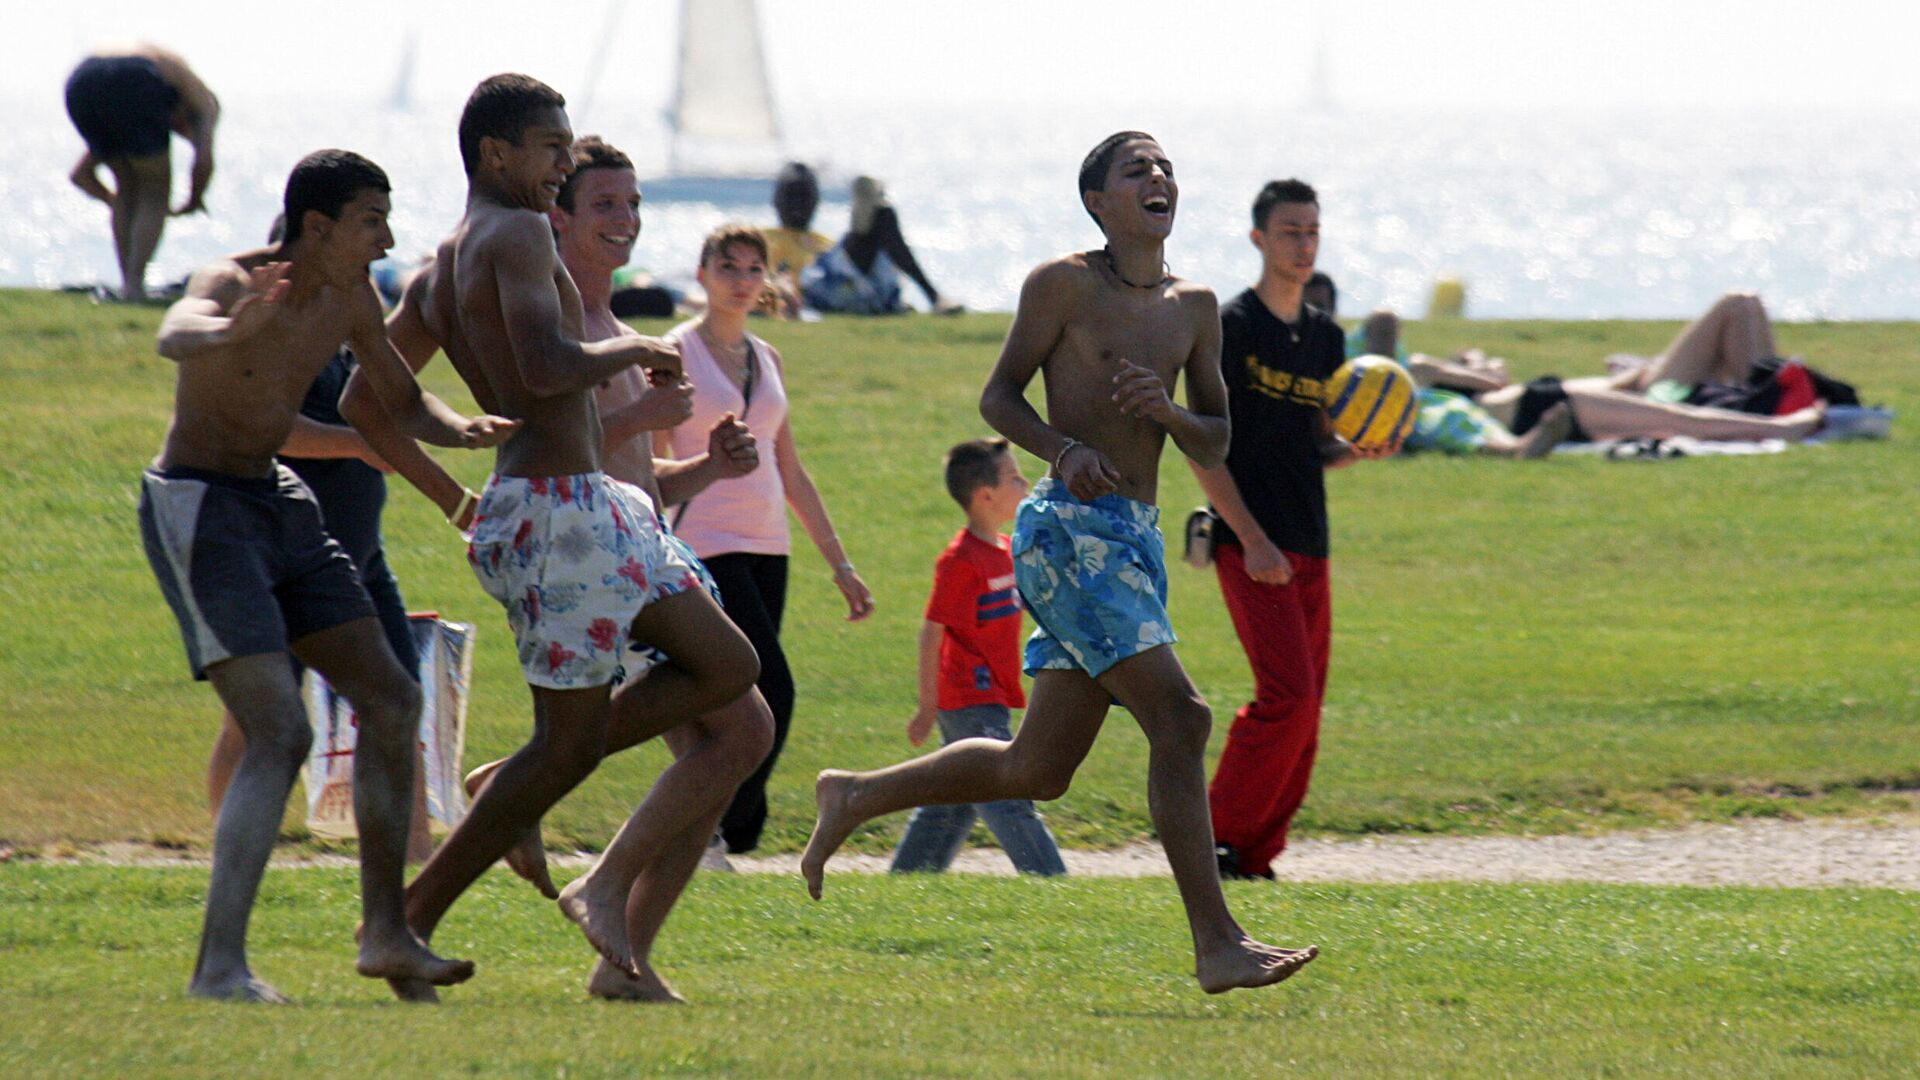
26,817,1918,890
731,817,1920,889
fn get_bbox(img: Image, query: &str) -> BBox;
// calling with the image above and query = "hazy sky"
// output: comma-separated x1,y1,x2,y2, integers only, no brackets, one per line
7,0,1919,113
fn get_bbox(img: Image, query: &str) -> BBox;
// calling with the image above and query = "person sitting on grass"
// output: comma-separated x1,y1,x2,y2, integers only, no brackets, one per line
802,175,962,315
800,131,1317,994
763,161,832,317
890,437,1067,877
143,148,514,1002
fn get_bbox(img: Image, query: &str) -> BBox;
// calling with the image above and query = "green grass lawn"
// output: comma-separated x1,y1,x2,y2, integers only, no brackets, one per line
1,291,1915,856
4,866,1918,1078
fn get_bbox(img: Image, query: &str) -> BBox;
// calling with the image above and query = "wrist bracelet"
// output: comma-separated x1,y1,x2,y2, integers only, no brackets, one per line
1053,437,1082,474
448,487,478,528
833,561,855,573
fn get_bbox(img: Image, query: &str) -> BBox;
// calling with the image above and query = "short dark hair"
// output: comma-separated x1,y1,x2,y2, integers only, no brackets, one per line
699,223,770,268
458,74,566,177
555,135,634,213
775,160,818,192
943,437,1011,508
1078,130,1156,229
282,150,390,245
1252,178,1318,231
1305,271,1337,313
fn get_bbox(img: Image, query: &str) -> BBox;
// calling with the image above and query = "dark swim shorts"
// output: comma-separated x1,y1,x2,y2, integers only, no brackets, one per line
65,56,178,159
139,464,377,680
1510,376,1592,442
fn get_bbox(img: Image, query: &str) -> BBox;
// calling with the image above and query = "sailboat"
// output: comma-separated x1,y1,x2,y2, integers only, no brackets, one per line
642,0,789,204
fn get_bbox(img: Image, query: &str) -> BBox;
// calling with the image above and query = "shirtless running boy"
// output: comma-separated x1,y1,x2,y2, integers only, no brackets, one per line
372,75,768,1001
417,133,770,1003
143,148,510,1002
800,132,1319,994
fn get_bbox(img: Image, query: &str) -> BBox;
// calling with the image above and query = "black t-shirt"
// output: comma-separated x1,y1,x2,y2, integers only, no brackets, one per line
1211,289,1345,558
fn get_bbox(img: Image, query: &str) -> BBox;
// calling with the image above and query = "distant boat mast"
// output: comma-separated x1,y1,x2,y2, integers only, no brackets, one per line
385,30,418,112
1306,41,1335,114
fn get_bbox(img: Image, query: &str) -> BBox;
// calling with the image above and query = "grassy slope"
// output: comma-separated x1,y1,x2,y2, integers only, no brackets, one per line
1,292,1915,853
3,866,1918,1078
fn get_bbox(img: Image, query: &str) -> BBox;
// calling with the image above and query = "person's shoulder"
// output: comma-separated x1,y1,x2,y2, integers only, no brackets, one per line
936,530,987,571
1169,277,1220,314
1303,303,1345,356
1301,302,1339,330
183,253,253,301
1022,252,1101,297
744,328,784,370
467,204,553,257
1218,287,1260,321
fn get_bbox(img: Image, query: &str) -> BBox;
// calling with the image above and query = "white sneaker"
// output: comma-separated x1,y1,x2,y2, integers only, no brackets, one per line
699,833,736,873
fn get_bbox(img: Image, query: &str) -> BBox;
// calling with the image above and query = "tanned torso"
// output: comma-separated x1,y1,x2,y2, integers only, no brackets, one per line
586,310,662,499
160,248,379,478
415,203,600,478
1035,252,1215,504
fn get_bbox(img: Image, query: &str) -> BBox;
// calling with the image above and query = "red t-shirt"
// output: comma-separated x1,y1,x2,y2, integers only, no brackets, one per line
924,529,1025,710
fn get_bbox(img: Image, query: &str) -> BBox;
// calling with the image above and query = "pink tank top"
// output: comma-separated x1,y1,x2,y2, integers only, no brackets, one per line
663,321,791,558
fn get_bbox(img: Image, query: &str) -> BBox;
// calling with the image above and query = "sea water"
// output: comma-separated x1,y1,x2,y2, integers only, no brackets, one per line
5,96,1917,320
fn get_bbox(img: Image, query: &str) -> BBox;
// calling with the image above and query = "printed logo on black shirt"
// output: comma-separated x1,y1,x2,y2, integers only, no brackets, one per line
1243,356,1328,407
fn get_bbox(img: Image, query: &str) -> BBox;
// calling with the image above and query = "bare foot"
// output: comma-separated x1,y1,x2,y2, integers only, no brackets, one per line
188,969,292,1004
465,760,559,899
1517,401,1574,459
586,957,687,1004
357,932,476,989
557,874,634,975
1195,938,1319,995
386,977,441,1003
799,770,861,900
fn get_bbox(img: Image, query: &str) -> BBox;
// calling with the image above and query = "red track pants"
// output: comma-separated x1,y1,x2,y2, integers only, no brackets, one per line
1206,540,1330,875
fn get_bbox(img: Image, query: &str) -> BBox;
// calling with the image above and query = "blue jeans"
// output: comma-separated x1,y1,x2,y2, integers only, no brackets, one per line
889,705,1067,876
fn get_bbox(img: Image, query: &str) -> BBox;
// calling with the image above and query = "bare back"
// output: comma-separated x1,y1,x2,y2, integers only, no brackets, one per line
157,250,372,477
417,201,602,477
990,251,1224,504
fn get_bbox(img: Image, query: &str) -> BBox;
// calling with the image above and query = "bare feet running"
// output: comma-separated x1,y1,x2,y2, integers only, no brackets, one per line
385,977,441,1004
557,874,635,976
799,770,860,900
356,934,476,988
465,761,559,899
587,957,687,1004
1195,938,1319,995
355,920,461,1002
188,969,292,1004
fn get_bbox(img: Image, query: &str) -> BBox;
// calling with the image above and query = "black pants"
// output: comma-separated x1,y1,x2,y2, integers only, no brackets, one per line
704,553,796,853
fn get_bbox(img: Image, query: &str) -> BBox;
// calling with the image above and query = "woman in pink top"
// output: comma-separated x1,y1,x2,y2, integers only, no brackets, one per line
658,224,875,854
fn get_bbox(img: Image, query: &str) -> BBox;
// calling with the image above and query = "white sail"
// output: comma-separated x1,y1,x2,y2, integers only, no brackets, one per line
670,0,780,144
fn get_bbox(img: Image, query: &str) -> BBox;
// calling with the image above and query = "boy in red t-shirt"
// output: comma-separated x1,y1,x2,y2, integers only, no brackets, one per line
889,439,1066,875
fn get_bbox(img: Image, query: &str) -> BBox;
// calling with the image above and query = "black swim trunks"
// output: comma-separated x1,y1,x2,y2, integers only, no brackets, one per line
139,464,376,679
1510,376,1591,442
65,56,178,159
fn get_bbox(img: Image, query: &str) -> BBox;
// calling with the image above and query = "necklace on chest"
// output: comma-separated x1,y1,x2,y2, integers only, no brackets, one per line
698,324,753,388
